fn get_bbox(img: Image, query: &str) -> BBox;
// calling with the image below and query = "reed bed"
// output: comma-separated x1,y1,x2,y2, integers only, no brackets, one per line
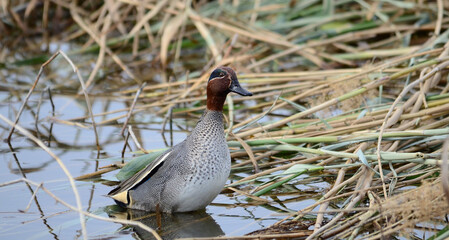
2,0,449,239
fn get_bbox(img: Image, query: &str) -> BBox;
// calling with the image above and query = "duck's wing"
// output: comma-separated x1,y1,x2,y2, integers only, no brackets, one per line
108,141,185,205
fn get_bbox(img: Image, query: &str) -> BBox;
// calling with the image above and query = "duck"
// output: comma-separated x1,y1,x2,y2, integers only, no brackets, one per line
108,66,252,213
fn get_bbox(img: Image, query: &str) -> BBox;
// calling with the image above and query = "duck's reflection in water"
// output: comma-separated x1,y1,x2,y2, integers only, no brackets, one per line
109,208,224,239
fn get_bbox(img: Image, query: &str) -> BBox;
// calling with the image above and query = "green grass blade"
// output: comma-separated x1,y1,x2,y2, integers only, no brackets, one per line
252,164,323,197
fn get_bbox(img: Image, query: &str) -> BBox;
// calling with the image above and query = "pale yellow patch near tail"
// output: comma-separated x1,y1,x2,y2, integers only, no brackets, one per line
111,191,129,205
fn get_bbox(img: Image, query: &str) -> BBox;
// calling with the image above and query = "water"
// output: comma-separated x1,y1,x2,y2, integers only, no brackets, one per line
0,62,319,239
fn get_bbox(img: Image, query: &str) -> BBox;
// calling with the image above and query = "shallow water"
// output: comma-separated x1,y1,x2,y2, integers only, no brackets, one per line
0,60,324,239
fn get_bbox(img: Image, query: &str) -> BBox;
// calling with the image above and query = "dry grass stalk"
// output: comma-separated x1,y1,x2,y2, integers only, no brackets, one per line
59,50,102,154
0,178,162,240
355,180,448,239
0,114,88,240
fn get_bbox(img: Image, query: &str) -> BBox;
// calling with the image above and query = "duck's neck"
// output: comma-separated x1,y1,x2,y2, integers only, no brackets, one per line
195,110,224,136
206,93,227,112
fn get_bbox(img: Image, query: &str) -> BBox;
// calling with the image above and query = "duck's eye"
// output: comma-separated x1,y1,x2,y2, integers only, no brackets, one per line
219,72,225,77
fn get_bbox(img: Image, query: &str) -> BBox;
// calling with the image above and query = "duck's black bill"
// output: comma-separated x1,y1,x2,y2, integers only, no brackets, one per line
230,83,252,96
230,84,253,96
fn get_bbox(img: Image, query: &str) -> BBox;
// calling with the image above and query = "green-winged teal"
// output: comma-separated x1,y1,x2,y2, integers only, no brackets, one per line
108,66,252,213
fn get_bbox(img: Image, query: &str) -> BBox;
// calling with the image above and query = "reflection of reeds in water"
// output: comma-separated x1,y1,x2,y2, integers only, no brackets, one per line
2,0,449,239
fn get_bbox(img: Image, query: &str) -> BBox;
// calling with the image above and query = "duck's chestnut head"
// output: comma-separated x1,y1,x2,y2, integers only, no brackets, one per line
206,66,252,111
